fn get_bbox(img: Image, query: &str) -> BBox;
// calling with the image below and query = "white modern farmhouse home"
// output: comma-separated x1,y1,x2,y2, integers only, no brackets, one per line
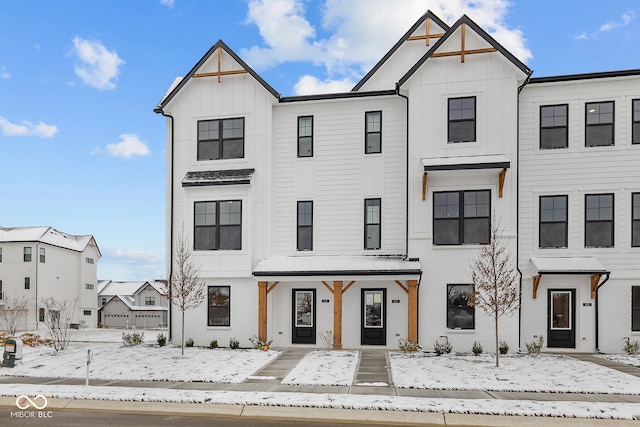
155,11,640,353
0,226,101,330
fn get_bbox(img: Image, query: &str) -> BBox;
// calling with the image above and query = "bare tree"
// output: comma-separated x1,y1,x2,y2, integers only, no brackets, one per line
166,228,207,356
40,297,77,351
0,296,30,335
468,217,519,367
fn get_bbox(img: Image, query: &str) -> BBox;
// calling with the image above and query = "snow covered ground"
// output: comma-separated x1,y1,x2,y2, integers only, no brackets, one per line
598,354,640,368
1,329,640,419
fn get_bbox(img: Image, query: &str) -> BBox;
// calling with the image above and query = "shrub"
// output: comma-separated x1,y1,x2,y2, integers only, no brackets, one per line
472,340,483,356
209,339,218,349
157,333,167,347
499,340,509,355
185,338,194,348
398,337,419,352
624,338,640,355
249,335,273,351
525,335,544,354
434,337,452,355
229,338,240,349
122,331,144,346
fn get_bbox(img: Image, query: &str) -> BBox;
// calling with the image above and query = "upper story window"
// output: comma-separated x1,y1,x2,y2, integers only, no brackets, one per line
86,257,94,264
633,99,640,144
448,97,476,143
632,193,640,247
298,116,313,157
194,200,242,251
145,296,155,306
208,286,231,327
39,247,46,263
540,104,568,149
197,118,245,160
365,111,382,154
25,277,30,290
447,284,475,330
24,247,32,262
101,297,107,306
364,198,381,250
585,101,614,147
297,201,313,251
585,194,614,247
539,195,568,248
0,247,2,262
433,190,490,245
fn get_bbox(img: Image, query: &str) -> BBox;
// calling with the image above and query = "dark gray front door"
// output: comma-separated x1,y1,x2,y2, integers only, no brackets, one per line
547,289,576,348
292,289,316,344
361,289,386,345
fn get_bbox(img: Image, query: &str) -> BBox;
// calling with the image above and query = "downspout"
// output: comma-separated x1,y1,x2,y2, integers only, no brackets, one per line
595,272,611,351
158,110,175,341
35,242,39,331
516,71,532,351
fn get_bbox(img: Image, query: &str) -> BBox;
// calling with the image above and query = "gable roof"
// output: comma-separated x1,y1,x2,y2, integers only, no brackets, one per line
352,11,450,91
398,14,531,88
98,281,149,297
0,226,99,255
154,40,280,113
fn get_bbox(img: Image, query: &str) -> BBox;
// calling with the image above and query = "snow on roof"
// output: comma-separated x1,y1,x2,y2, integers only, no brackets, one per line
530,257,609,274
102,295,167,312
99,281,149,297
0,226,96,253
253,255,421,277
421,154,511,171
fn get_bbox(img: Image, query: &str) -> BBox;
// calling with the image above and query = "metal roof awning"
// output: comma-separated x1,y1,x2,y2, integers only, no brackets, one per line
182,168,255,187
530,257,610,299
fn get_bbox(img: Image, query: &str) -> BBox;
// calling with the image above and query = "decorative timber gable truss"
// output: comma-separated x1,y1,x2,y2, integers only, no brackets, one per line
154,40,280,112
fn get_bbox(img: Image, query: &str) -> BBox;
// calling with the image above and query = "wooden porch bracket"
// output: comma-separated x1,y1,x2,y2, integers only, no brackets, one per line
193,46,248,82
422,173,427,201
394,280,419,344
532,275,541,299
498,168,507,198
267,281,280,294
321,281,334,294
590,274,601,299
394,280,409,294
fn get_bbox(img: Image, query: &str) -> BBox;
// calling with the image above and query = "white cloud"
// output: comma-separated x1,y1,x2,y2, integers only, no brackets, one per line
600,11,636,32
160,0,174,8
0,67,10,80
93,134,150,158
0,116,58,138
72,37,125,90
293,75,356,95
242,0,532,94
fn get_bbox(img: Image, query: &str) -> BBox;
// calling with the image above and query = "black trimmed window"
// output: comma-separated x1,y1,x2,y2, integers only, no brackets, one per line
25,277,30,290
364,198,381,250
447,284,475,330
586,101,614,147
145,297,155,306
297,201,313,251
83,310,92,316
194,201,242,250
539,195,568,248
39,247,45,263
632,193,640,247
298,116,313,157
585,194,614,247
0,247,2,262
633,99,640,144
365,111,381,154
633,287,640,331
197,118,245,160
23,247,31,262
540,104,568,149
208,286,230,327
85,283,94,290
434,190,490,245
86,257,94,264
448,97,476,142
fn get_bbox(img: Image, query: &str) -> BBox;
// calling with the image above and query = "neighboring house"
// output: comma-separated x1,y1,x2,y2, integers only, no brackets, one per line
155,10,640,353
97,280,168,328
0,226,101,330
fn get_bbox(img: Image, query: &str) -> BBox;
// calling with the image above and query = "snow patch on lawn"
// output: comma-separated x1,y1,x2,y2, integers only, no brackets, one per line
282,350,358,386
598,354,640,367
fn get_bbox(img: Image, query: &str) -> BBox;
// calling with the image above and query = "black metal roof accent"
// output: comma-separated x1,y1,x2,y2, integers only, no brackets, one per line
154,40,280,113
352,11,450,92
182,168,255,187
536,270,610,275
423,160,510,172
279,89,397,103
253,269,422,277
529,69,640,84
397,15,531,88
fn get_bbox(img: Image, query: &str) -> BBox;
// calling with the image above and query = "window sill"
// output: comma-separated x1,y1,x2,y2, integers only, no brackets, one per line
446,329,476,334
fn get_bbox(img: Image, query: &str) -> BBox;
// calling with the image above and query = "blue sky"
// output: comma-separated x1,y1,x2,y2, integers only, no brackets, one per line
1,0,638,281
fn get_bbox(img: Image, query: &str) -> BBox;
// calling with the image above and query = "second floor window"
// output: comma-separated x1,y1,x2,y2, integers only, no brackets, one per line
365,111,382,154
585,194,614,247
632,193,640,247
40,247,46,263
194,201,242,251
448,97,476,142
0,247,2,262
364,198,381,250
24,247,32,262
585,101,614,147
434,190,490,245
540,104,568,149
297,201,313,251
298,116,313,157
197,118,244,160
145,297,155,306
633,99,640,144
539,195,568,248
